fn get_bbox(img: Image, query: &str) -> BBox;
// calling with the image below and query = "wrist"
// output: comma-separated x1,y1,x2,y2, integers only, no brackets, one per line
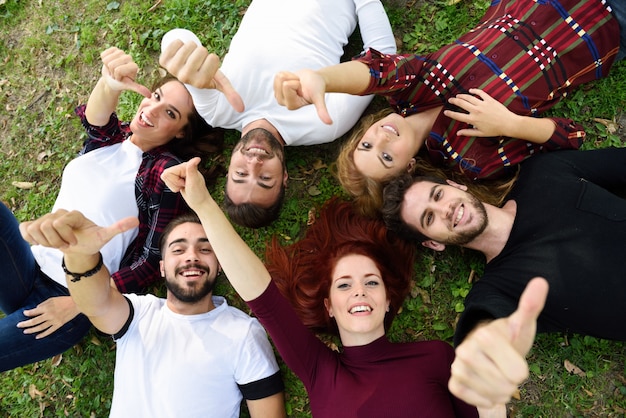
62,253,104,283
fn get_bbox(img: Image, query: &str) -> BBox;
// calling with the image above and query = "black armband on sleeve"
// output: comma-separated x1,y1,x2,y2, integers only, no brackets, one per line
238,371,285,400
106,296,135,340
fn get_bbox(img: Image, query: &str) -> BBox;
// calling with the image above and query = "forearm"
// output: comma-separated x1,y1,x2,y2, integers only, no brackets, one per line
193,197,271,301
318,61,372,96
85,77,122,126
505,115,556,144
64,252,116,317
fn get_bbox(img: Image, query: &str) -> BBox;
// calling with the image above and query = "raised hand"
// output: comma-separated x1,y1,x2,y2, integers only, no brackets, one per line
448,277,549,408
100,47,152,98
274,70,332,124
160,39,244,113
161,157,213,211
20,209,139,257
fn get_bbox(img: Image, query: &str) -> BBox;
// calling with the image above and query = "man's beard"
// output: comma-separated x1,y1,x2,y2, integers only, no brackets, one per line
443,195,488,246
235,128,285,164
165,264,216,304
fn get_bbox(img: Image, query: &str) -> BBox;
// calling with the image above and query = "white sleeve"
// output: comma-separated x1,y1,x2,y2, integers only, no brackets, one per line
354,0,397,54
234,319,280,385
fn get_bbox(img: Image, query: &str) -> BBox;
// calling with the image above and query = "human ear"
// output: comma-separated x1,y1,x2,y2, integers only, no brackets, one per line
324,298,333,318
406,158,416,173
159,260,165,277
421,240,446,252
446,179,467,191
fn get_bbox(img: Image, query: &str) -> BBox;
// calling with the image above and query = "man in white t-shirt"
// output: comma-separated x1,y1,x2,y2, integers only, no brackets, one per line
159,0,397,228
20,211,286,418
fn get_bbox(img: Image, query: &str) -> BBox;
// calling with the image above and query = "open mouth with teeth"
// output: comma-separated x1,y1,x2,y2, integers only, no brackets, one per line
453,204,465,228
139,112,154,127
381,124,398,136
349,305,373,314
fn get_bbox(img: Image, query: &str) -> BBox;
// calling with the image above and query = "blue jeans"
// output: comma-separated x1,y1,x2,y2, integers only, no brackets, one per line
0,203,91,372
607,0,626,61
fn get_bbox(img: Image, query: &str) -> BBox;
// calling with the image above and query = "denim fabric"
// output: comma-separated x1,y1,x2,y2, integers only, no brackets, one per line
607,0,626,61
0,203,91,372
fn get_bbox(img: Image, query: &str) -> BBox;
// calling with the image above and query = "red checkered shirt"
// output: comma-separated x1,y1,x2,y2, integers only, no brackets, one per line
356,0,619,179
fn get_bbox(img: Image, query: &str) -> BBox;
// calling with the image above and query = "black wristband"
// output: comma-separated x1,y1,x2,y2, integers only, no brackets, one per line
62,253,104,283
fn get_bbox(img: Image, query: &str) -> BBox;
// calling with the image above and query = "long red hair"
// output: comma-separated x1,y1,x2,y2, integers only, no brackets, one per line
265,198,415,336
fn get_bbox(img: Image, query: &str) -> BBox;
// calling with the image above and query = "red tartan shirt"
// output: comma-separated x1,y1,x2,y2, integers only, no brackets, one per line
356,0,619,180
75,105,188,293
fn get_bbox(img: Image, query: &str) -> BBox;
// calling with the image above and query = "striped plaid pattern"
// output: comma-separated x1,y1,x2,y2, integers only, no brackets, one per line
75,105,188,293
356,0,619,179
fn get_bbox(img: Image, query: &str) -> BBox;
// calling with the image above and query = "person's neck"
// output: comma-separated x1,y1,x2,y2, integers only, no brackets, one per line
166,293,216,315
242,119,285,145
464,200,517,263
405,106,443,149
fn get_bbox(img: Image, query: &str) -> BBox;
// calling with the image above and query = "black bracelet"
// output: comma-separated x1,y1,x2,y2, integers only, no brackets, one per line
62,253,104,283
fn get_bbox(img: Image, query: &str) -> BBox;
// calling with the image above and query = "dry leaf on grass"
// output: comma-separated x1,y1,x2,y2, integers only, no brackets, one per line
306,207,316,226
51,353,62,367
593,118,619,134
12,181,35,189
564,359,586,377
29,384,43,399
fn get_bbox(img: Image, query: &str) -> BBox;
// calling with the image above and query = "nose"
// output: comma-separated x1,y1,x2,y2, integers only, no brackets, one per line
185,248,200,263
354,283,366,297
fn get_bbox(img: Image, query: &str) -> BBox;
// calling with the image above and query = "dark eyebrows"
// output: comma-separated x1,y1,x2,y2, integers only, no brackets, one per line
157,87,182,119
167,237,209,248
419,184,439,229
230,175,275,189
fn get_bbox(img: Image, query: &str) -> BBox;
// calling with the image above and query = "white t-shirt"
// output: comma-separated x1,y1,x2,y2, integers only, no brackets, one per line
162,0,396,146
31,141,141,287
109,294,280,418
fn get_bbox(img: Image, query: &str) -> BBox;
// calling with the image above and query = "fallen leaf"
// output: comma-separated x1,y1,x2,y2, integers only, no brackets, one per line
593,118,618,134
564,359,586,377
307,185,321,196
29,383,43,399
583,387,593,396
306,207,316,226
37,150,51,162
90,335,102,346
51,353,62,367
312,159,327,170
12,181,35,189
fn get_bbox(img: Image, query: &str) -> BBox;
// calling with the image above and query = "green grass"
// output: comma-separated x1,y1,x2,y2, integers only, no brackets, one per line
1,0,625,416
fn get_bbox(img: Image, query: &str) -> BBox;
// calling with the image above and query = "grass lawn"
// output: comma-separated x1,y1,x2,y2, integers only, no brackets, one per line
1,0,625,416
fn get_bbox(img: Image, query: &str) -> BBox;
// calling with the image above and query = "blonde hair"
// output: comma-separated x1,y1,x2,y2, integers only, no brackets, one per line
335,108,394,218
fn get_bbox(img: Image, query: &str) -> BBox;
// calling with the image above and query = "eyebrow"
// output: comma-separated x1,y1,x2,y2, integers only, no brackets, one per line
419,184,439,229
231,176,276,190
157,87,182,119
167,237,210,248
355,147,392,169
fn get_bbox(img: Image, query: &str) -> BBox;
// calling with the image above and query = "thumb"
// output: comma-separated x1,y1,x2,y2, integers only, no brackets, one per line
311,92,332,125
214,70,244,112
508,277,549,352
125,79,152,98
99,216,140,244
185,157,202,176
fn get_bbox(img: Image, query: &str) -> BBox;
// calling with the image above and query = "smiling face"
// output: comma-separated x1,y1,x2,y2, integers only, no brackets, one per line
401,180,488,247
160,222,220,304
226,128,288,208
353,113,423,181
324,254,390,347
129,80,193,151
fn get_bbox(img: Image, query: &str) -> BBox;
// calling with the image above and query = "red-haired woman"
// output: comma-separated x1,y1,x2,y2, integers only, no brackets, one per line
162,158,481,418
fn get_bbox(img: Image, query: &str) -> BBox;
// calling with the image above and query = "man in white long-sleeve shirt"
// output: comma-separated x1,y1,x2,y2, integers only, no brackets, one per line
160,0,397,227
